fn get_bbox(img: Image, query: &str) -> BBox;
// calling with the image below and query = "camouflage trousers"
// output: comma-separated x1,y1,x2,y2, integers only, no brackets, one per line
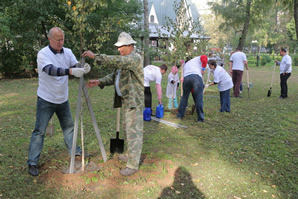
122,103,143,170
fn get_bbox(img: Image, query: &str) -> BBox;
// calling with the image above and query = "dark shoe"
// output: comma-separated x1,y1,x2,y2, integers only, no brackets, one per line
197,120,204,123
75,152,91,157
28,165,39,176
177,116,183,120
118,154,128,162
120,167,138,176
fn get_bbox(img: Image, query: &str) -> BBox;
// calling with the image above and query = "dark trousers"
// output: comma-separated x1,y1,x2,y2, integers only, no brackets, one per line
280,73,291,98
232,70,243,97
220,89,231,112
177,74,204,121
144,86,152,108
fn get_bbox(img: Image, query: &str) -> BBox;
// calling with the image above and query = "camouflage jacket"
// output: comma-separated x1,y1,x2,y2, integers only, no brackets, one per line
95,50,144,109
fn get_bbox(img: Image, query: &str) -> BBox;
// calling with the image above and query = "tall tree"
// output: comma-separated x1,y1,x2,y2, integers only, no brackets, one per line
143,0,150,66
238,0,252,49
294,0,298,39
209,0,272,49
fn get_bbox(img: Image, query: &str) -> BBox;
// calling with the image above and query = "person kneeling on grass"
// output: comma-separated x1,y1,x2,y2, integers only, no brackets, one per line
206,59,233,112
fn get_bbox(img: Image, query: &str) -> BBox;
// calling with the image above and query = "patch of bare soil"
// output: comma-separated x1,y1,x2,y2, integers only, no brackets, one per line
39,154,177,194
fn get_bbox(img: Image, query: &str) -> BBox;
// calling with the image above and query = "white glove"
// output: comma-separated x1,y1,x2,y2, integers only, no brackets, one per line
71,68,85,77
84,63,91,74
205,84,209,88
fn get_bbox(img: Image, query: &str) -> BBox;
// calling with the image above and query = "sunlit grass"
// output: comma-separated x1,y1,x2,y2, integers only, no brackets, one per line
0,65,297,198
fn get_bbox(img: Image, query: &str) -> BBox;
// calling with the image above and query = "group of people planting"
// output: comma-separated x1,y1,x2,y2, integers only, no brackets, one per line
27,27,292,177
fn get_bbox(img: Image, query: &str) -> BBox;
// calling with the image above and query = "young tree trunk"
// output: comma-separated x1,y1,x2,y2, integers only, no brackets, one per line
294,0,298,39
143,0,150,67
238,0,252,49
274,0,279,53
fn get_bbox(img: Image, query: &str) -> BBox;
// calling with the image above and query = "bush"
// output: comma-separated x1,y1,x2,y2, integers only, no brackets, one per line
0,47,23,77
292,54,298,66
260,55,271,66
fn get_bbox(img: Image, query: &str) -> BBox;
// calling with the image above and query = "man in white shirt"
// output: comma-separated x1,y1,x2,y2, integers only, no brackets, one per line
275,47,292,99
229,47,248,97
177,55,208,122
27,27,90,176
144,64,168,113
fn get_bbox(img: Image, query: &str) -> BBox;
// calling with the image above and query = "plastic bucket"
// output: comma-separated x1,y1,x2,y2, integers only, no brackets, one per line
143,108,152,121
156,104,164,118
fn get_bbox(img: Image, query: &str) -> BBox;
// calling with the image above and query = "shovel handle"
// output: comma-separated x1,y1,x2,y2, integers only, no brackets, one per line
270,63,276,87
180,63,184,97
246,69,249,88
203,71,210,95
116,108,120,132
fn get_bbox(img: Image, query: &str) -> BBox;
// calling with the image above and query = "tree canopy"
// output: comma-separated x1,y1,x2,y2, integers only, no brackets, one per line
208,0,297,52
0,0,143,77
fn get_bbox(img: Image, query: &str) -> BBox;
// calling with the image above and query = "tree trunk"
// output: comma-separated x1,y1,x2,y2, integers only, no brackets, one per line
143,0,150,67
237,0,252,49
294,0,298,40
274,0,278,53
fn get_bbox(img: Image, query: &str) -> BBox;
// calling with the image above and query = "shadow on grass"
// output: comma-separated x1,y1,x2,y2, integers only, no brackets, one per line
158,166,205,199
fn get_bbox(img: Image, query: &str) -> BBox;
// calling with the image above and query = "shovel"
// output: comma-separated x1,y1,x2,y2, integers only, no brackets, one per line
246,69,250,98
110,108,124,154
267,63,276,97
46,117,54,137
203,70,210,95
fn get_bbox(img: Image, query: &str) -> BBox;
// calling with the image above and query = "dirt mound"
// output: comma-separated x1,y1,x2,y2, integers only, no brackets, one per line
39,154,177,193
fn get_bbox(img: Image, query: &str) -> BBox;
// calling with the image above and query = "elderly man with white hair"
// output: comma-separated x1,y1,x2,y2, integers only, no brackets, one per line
27,27,91,176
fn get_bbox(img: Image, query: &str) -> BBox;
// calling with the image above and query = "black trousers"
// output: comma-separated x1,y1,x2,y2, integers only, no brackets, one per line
280,73,291,98
144,86,152,108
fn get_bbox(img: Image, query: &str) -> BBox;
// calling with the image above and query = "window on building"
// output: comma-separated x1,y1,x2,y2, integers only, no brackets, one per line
150,15,154,23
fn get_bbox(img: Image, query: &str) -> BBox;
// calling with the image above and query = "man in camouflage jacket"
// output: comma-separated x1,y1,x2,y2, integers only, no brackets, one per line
83,32,144,176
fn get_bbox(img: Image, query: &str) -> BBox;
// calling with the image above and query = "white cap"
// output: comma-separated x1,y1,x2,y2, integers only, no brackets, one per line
114,32,137,47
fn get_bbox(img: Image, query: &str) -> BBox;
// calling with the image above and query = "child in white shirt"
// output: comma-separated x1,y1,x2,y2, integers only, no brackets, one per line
166,66,180,109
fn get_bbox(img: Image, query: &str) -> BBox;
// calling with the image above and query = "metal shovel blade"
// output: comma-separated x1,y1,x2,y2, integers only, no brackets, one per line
110,131,124,154
267,87,272,97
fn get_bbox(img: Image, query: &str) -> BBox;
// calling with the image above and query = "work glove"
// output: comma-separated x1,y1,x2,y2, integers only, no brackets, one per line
71,68,85,77
84,63,91,74
71,63,91,77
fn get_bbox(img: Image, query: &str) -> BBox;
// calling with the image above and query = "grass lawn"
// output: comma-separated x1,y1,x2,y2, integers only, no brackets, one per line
0,65,297,199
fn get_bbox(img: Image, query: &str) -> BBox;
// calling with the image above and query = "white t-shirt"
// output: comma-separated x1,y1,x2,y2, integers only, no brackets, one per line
37,46,78,104
183,56,205,78
213,66,233,92
144,65,162,87
280,54,292,74
230,51,247,71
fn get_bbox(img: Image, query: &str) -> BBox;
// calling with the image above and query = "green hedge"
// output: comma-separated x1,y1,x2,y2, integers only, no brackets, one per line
292,54,298,66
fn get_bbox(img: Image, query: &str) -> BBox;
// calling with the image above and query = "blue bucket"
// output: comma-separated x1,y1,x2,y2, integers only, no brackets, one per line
155,104,164,118
143,108,152,121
